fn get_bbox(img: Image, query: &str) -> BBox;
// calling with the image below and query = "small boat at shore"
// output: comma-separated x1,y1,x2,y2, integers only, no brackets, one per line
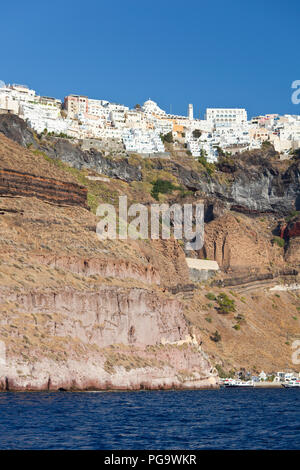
222,379,254,388
282,381,300,388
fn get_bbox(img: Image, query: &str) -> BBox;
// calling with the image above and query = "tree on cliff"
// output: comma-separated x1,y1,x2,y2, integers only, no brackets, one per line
192,129,201,139
160,132,173,144
216,293,236,314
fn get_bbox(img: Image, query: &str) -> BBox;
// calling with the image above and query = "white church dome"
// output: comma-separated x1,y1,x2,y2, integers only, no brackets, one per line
142,99,166,115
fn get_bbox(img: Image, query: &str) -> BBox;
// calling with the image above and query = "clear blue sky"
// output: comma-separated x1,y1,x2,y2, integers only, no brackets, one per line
1,0,299,118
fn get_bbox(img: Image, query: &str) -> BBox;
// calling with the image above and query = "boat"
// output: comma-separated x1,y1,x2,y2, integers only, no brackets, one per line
222,379,254,388
282,380,300,388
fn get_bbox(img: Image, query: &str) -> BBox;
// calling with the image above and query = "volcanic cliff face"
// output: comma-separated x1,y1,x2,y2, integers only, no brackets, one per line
2,114,299,216
0,129,217,390
0,168,88,208
0,283,215,391
151,153,300,216
0,114,142,183
199,212,284,272
0,116,299,385
283,215,300,265
0,196,216,390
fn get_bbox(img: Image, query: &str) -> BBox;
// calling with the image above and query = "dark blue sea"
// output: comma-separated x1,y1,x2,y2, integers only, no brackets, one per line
0,389,299,449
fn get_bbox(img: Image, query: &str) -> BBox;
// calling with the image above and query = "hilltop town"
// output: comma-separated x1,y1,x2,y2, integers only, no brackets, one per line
1,82,300,162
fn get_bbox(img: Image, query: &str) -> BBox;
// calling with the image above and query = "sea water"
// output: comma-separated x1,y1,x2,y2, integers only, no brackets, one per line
0,388,299,449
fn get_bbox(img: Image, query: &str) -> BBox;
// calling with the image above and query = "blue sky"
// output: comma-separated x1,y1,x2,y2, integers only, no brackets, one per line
1,0,299,118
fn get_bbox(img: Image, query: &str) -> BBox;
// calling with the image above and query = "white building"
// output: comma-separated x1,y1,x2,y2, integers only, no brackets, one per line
123,129,165,154
0,83,38,114
259,371,267,381
142,99,166,116
20,102,69,135
205,108,247,128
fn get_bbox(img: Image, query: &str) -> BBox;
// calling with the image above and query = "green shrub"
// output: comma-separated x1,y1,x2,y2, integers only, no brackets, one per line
198,155,215,176
150,179,178,200
286,210,299,222
292,148,300,159
205,316,212,323
160,132,173,143
233,324,241,331
206,292,216,301
192,129,201,139
216,293,236,314
215,364,226,378
235,313,245,323
267,375,275,382
210,330,221,342
272,236,285,248
261,140,272,148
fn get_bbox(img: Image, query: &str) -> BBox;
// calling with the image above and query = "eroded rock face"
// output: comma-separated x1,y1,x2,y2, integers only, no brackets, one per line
163,158,300,216
0,113,37,148
0,357,217,392
285,215,300,238
0,168,88,208
0,286,217,390
31,255,160,285
3,286,185,347
48,142,142,183
1,115,299,214
0,115,142,183
285,238,300,265
199,213,284,272
284,216,300,265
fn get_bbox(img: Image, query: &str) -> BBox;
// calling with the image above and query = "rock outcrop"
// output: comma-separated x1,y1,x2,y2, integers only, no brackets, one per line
0,285,217,390
284,215,300,265
0,131,88,209
285,215,300,238
1,115,300,214
0,114,142,183
199,213,284,272
155,156,300,216
0,113,38,148
0,168,88,208
31,254,160,285
47,141,142,183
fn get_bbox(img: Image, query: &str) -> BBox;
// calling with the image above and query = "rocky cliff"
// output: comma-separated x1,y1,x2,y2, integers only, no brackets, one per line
0,116,299,387
0,129,217,389
0,283,215,391
1,114,299,216
0,131,88,209
0,114,142,183
0,168,88,208
151,152,300,216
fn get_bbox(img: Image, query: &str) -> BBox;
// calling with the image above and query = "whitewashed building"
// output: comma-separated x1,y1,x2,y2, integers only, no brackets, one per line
123,129,165,154
205,108,247,128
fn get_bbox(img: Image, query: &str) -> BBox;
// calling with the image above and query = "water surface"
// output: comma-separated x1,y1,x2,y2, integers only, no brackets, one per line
0,388,299,449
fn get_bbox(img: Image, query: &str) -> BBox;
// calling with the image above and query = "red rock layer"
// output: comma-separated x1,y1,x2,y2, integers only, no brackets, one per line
0,168,88,208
